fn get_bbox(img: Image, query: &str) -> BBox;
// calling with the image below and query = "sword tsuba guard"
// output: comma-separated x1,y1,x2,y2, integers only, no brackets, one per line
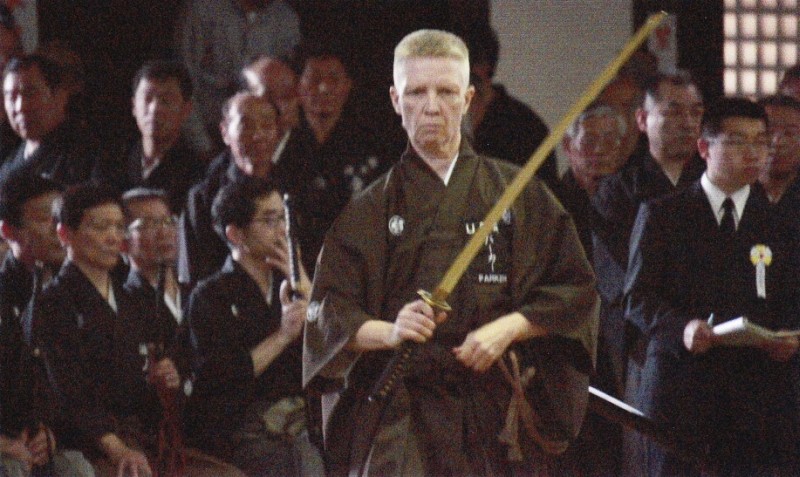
417,289,452,312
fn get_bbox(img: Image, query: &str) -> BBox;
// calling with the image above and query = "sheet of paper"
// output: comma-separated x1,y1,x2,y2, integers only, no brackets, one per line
712,317,800,347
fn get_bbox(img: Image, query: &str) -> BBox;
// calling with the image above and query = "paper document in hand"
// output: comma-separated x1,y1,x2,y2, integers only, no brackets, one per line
712,317,800,347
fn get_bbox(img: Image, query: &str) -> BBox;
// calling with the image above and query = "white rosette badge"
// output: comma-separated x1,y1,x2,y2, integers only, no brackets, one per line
749,244,772,299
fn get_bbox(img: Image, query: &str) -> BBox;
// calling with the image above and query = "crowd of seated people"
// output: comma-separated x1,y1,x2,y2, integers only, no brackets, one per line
0,6,800,476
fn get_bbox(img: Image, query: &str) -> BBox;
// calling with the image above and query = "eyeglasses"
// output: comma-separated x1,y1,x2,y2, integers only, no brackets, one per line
251,215,286,229
128,215,178,233
577,133,622,152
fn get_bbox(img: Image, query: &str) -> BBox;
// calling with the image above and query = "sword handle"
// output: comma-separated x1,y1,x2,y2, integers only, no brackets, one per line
283,193,303,300
368,289,450,401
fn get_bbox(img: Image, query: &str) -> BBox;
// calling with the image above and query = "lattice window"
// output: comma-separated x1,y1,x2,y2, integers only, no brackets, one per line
724,0,799,96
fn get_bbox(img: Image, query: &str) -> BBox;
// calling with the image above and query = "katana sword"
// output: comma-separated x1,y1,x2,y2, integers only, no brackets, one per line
369,11,669,401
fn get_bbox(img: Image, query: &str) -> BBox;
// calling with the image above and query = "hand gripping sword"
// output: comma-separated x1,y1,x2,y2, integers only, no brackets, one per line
368,11,669,402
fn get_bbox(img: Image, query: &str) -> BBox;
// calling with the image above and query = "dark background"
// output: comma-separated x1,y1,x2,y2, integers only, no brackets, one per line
34,0,722,148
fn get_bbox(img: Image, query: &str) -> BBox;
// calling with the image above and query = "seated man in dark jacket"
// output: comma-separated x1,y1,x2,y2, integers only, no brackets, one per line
0,169,93,476
94,61,203,215
28,183,243,477
0,54,99,187
122,188,191,385
186,176,321,477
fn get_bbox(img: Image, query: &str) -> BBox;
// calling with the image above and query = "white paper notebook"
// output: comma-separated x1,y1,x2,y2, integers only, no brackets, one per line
712,317,800,347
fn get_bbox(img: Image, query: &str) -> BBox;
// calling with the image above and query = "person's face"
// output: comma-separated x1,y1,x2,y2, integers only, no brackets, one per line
221,97,280,178
762,104,800,179
299,56,352,122
599,77,640,158
13,191,64,267
637,82,703,160
3,65,68,140
132,77,191,145
237,192,286,261
565,114,624,180
780,78,800,101
246,61,300,132
125,198,178,269
699,117,769,193
390,56,474,159
63,203,125,272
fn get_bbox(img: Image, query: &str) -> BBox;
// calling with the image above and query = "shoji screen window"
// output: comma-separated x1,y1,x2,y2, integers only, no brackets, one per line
724,0,799,96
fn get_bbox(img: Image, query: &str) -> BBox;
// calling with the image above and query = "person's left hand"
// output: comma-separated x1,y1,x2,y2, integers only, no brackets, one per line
683,319,715,354
453,313,529,373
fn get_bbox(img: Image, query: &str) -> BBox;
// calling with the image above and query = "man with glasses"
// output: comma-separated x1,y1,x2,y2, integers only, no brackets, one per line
557,103,626,254
26,183,172,476
122,188,188,378
624,97,800,475
28,184,245,477
185,176,321,477
551,102,626,476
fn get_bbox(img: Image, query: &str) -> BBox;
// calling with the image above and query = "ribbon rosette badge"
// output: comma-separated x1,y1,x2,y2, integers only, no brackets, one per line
749,244,772,299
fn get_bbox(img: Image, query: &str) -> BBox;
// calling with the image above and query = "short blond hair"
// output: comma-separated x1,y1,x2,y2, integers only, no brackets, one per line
393,29,470,86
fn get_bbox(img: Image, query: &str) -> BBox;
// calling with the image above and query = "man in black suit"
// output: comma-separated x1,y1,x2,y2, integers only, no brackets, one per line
624,97,800,475
94,60,202,215
592,73,705,322
0,55,98,187
177,92,282,288
590,75,706,471
758,95,800,210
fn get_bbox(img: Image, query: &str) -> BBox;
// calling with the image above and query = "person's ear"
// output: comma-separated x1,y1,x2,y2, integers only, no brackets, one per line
390,86,401,115
463,85,475,114
180,99,193,122
220,119,230,146
56,223,70,247
0,220,17,242
697,136,710,162
635,107,648,133
225,224,243,247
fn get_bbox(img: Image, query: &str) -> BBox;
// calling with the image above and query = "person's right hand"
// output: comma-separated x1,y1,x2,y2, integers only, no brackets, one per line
388,299,447,348
114,446,152,477
683,319,715,354
1,432,33,471
279,279,307,342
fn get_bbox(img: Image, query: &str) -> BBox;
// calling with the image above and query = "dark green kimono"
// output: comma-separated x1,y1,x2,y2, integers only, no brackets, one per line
303,142,598,476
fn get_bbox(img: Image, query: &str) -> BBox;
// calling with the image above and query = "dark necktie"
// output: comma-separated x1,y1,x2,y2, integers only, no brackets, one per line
720,197,735,235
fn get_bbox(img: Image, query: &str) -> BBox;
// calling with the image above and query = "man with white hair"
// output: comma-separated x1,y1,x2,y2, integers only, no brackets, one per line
303,29,598,476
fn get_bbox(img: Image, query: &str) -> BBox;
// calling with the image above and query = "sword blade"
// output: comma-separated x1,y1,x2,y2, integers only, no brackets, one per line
435,11,668,300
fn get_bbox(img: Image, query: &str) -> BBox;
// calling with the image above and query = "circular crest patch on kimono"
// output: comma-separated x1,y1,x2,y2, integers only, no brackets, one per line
388,215,405,236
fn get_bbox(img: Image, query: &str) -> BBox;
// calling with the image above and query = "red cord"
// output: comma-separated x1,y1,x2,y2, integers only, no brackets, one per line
146,345,186,477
